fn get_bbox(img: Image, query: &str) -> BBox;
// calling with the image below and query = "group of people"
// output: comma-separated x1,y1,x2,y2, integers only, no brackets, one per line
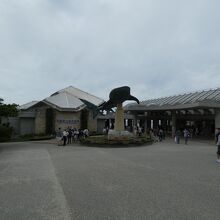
55,126,220,163
133,126,143,137
174,128,191,145
56,127,89,146
149,128,165,142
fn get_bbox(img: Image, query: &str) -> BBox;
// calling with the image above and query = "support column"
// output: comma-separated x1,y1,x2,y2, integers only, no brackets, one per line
128,119,133,132
171,111,176,138
153,120,158,129
114,103,124,131
161,119,166,129
147,119,151,130
139,120,144,129
215,109,220,130
144,119,148,133
133,113,137,128
108,118,111,129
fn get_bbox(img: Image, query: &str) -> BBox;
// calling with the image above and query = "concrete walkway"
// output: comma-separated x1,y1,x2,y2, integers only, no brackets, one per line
0,139,219,219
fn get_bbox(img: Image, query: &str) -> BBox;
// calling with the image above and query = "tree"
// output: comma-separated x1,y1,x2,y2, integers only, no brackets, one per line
0,99,18,118
0,98,18,141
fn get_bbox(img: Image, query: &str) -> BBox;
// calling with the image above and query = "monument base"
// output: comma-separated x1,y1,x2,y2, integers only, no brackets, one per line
108,129,134,140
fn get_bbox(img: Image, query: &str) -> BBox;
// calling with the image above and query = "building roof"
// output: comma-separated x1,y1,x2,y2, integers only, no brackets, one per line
43,92,86,111
19,101,39,110
55,86,104,106
20,86,105,111
125,88,220,111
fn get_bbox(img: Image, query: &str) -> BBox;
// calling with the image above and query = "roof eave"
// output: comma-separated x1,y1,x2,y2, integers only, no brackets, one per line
19,101,40,110
126,101,220,111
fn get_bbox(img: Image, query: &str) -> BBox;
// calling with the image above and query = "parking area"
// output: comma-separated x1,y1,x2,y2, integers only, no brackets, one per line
0,138,219,220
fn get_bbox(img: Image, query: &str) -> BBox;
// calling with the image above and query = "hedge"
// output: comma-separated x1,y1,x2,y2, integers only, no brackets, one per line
0,124,13,142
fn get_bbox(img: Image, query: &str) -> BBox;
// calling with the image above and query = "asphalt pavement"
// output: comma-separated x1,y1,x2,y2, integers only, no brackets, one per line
0,138,219,220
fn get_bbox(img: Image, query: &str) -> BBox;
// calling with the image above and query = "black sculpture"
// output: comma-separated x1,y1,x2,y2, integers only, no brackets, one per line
99,86,139,110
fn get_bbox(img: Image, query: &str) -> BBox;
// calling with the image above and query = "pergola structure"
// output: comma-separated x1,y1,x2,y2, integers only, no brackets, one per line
125,88,220,137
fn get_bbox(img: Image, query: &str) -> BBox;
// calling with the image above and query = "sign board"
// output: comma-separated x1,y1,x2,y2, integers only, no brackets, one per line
56,119,80,125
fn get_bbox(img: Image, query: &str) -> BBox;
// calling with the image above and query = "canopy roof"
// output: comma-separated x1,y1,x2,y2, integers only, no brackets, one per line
125,88,220,111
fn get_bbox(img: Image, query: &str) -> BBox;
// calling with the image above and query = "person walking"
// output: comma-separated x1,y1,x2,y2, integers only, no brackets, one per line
57,128,62,138
175,129,181,144
138,126,142,137
62,129,68,146
73,128,79,141
183,128,190,145
158,128,163,142
83,128,89,137
67,128,72,144
215,128,220,163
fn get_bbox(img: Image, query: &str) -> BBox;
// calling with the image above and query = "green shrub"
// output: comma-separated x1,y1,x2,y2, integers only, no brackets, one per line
80,135,153,146
0,124,13,142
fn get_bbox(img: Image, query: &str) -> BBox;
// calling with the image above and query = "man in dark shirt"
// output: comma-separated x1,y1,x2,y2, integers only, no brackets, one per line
175,129,181,144
215,128,220,162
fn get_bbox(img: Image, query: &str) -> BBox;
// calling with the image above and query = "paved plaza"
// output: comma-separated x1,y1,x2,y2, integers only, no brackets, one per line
0,138,220,220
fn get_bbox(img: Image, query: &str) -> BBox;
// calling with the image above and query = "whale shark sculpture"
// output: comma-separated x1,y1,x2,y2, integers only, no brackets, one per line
99,86,139,110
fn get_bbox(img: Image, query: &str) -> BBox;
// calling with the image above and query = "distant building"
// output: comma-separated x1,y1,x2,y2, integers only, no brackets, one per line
18,86,105,135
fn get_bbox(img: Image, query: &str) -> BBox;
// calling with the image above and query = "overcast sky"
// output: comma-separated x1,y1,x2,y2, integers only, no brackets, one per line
1,0,220,105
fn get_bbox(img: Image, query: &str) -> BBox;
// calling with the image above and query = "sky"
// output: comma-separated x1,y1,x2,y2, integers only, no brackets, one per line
0,0,220,105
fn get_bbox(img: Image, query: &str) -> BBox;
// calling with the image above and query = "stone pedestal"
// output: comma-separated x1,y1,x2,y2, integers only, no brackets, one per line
114,103,124,131
107,103,135,140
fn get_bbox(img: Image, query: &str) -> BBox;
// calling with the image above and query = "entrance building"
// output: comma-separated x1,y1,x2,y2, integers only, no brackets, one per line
18,86,104,135
125,88,220,137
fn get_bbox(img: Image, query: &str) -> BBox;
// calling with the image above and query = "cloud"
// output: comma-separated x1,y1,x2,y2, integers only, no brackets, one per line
0,0,220,104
